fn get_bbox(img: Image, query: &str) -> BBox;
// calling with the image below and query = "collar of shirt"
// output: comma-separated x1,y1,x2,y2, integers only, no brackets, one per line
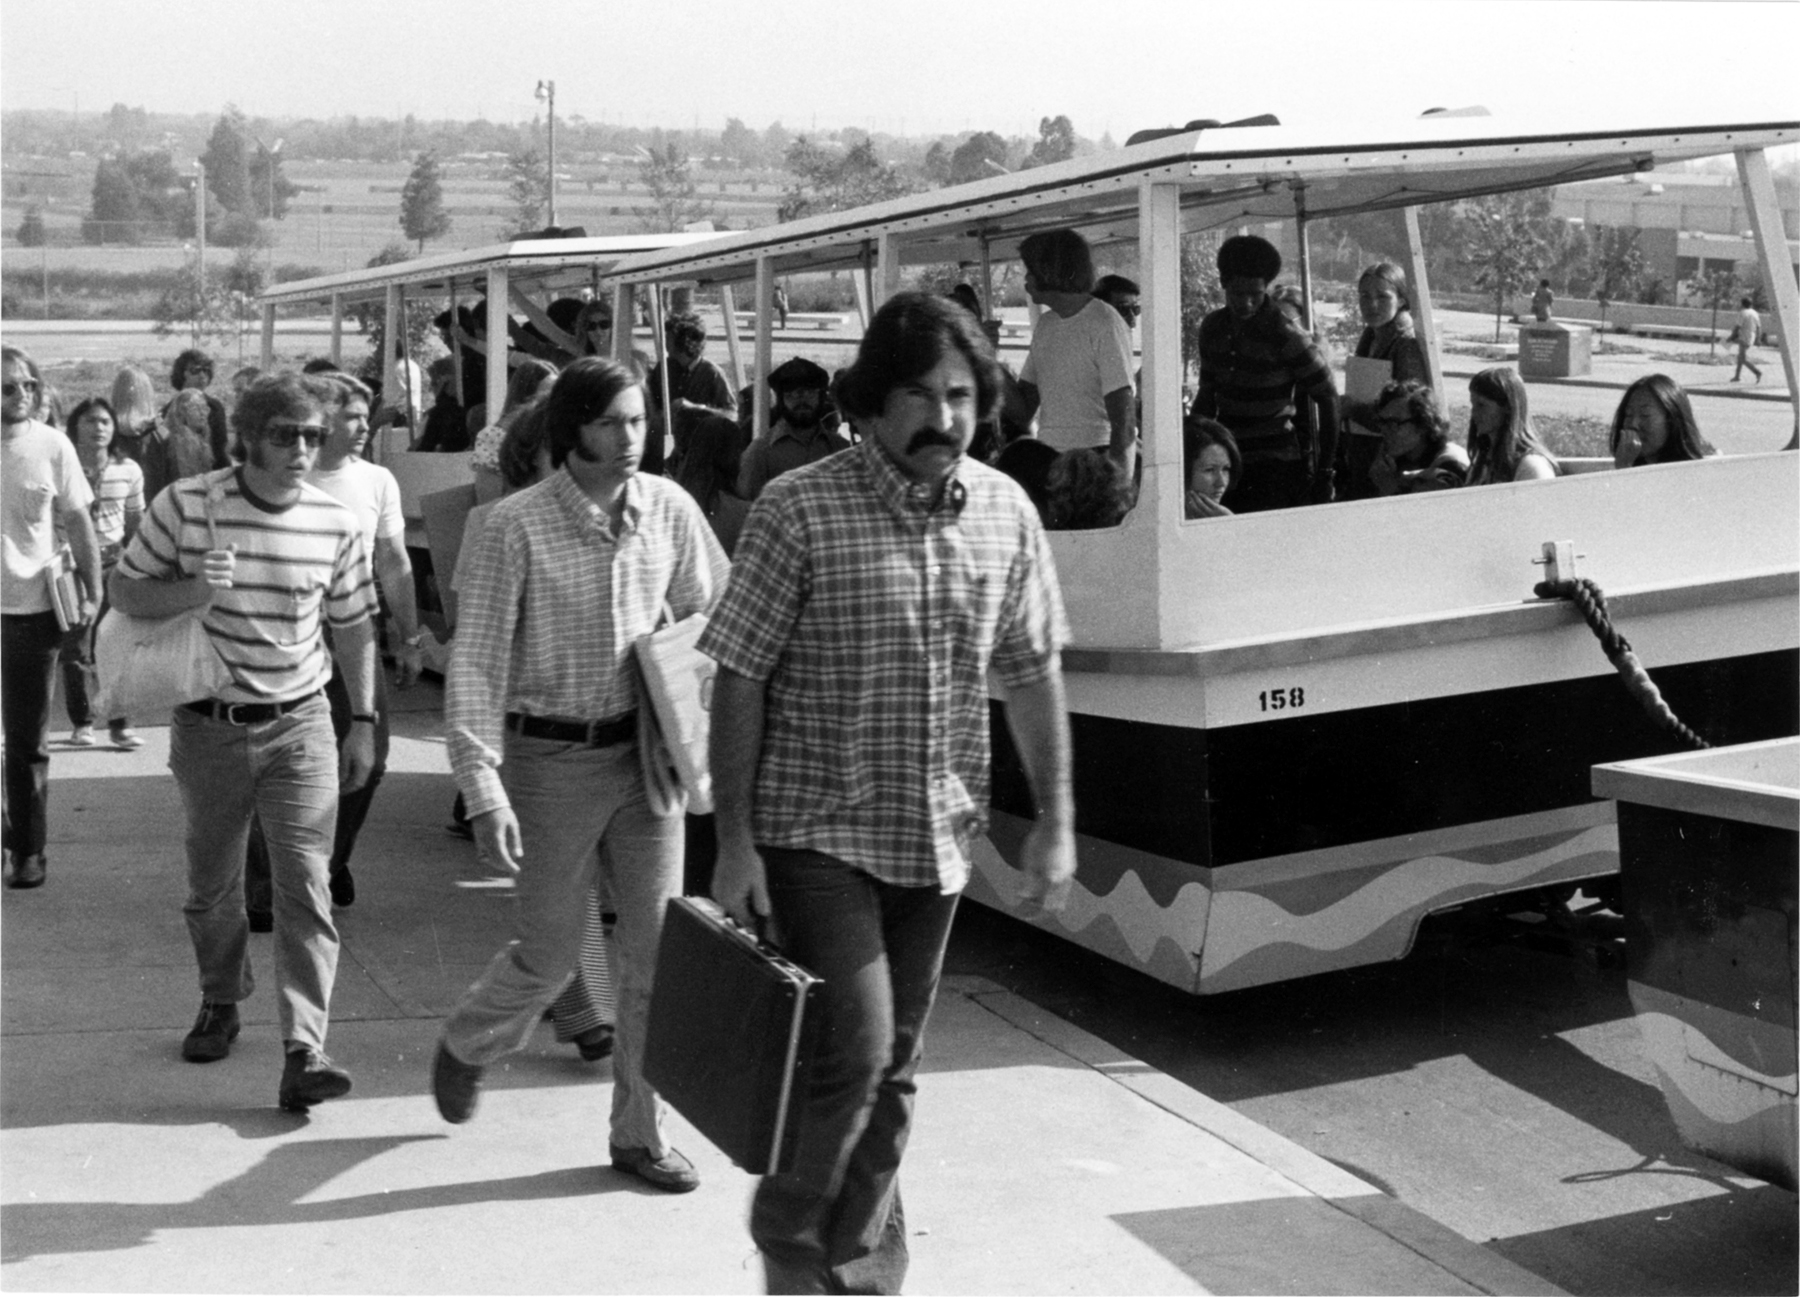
857,436,968,524
548,463,640,542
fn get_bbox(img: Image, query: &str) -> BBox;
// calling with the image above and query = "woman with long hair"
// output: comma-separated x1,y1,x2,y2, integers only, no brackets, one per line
1610,374,1714,468
1465,367,1556,485
107,365,176,504
471,357,559,502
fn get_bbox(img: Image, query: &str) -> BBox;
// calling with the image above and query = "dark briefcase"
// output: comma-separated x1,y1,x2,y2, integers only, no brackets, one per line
644,896,823,1175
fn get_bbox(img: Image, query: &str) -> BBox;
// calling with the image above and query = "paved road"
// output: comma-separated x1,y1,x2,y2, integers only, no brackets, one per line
943,903,1798,1297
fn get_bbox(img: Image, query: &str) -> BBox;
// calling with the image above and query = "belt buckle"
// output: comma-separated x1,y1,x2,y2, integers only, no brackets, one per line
222,701,249,725
585,718,604,746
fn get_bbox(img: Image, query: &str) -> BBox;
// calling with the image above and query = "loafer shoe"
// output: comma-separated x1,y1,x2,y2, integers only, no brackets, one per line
329,867,355,908
609,1143,700,1193
432,1040,483,1124
7,852,46,889
279,1046,352,1111
573,1024,615,1062
181,1001,240,1062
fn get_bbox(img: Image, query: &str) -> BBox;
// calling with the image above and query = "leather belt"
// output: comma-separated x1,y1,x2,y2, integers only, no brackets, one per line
506,711,636,748
182,691,322,725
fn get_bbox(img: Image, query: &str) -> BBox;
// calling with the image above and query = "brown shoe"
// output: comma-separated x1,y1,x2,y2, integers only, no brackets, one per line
573,1025,615,1062
181,1001,240,1062
432,1040,483,1124
279,1047,352,1111
609,1143,699,1193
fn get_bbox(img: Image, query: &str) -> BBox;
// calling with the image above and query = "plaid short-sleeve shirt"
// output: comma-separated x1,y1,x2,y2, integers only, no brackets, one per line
699,438,1068,893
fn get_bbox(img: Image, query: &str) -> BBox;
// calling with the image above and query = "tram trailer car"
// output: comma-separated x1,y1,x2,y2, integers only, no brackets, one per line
976,456,1799,994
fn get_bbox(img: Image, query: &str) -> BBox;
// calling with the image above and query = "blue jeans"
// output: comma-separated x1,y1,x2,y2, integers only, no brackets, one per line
750,848,960,1296
168,694,341,1049
441,733,681,1153
2,611,65,860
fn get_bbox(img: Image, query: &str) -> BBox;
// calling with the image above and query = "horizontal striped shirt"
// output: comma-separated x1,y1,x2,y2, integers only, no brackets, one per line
699,439,1068,893
90,456,145,553
447,467,730,819
1192,299,1335,459
117,467,377,703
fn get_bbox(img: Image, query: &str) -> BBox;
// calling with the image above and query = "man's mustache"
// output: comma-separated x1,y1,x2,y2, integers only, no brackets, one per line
905,429,960,454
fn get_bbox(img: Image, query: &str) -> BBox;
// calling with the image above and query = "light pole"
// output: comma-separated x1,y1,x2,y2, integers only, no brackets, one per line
535,79,557,228
256,136,284,275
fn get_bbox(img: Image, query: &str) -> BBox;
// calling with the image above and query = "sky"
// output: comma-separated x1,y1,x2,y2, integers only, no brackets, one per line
1,0,1796,141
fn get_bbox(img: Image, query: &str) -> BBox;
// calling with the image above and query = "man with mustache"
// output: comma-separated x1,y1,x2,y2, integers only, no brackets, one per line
431,357,728,1195
110,372,379,1110
705,292,1076,1293
736,356,849,502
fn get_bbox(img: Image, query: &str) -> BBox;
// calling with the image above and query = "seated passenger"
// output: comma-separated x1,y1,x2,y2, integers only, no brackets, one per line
1465,367,1556,484
1184,417,1240,518
1017,228,1138,480
416,358,470,452
1046,447,1131,530
1363,381,1467,496
994,437,1059,524
1092,274,1141,328
1610,374,1715,469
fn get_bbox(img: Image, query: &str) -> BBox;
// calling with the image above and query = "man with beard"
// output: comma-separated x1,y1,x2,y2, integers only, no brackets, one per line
430,357,729,1195
704,292,1075,1292
1189,234,1339,511
2,345,102,890
244,373,424,925
735,356,849,502
111,373,379,1110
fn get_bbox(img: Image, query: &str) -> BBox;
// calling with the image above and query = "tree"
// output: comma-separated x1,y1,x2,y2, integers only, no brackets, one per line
637,137,712,232
399,150,452,252
1587,224,1646,335
1460,192,1552,341
949,131,1008,185
1024,115,1077,169
923,141,952,186
15,207,46,247
503,148,550,237
152,253,236,348
1683,264,1740,355
763,121,792,162
247,143,300,220
1180,232,1225,383
85,149,186,244
351,242,439,387
720,118,760,168
779,137,918,222
200,109,254,216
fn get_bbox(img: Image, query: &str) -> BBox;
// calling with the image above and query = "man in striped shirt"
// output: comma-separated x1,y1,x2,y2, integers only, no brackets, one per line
432,358,729,1195
705,292,1075,1293
1190,234,1340,512
111,373,380,1112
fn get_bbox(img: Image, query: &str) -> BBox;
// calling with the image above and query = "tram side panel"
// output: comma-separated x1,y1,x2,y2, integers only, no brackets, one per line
977,642,1800,995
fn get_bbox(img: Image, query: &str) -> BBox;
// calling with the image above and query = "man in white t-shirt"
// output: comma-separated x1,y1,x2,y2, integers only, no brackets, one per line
1732,296,1763,384
2,346,102,890
246,373,424,924
1017,229,1137,482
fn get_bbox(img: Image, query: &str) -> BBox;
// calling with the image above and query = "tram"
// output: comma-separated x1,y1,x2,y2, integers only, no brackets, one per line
589,110,1800,994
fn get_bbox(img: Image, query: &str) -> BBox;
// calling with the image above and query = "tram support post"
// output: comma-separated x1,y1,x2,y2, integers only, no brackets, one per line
1735,147,1800,446
1139,180,1183,486
720,283,747,392
979,232,995,320
875,231,902,308
485,268,508,428
382,283,399,413
854,242,874,330
259,301,276,371
329,292,343,368
448,281,464,405
753,256,774,440
1293,183,1315,333
609,282,632,364
1402,205,1446,413
648,281,674,461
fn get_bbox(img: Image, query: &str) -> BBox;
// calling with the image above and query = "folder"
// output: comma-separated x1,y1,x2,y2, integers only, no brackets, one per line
644,897,822,1174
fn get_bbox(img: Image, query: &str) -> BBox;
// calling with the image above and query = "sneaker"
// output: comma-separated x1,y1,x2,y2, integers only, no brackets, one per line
279,1046,353,1111
329,866,355,908
181,1001,240,1062
573,1024,615,1062
108,724,144,751
609,1143,700,1193
431,1040,483,1124
6,852,46,889
69,726,96,746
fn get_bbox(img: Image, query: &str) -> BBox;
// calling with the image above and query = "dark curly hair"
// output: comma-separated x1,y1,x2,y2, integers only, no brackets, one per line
836,292,1001,425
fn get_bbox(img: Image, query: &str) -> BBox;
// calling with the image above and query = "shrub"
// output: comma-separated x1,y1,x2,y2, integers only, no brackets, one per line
15,207,47,247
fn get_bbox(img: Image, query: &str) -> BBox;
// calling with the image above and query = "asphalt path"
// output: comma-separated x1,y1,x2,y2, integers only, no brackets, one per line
942,903,1798,1297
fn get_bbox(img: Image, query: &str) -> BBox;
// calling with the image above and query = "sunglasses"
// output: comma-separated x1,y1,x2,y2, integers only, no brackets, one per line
3,380,40,398
263,422,328,449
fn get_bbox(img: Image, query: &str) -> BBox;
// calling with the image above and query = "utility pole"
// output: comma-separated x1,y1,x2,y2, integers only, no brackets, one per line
536,80,557,228
194,159,207,302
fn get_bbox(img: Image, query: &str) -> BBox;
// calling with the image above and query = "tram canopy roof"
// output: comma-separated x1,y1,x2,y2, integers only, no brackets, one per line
601,113,1799,288
258,232,724,309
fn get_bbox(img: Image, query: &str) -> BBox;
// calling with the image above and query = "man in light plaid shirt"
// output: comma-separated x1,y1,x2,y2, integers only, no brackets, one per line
432,357,729,1195
704,292,1076,1293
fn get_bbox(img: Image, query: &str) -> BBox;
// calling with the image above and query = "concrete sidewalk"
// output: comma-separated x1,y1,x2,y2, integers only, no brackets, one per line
2,701,1560,1295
